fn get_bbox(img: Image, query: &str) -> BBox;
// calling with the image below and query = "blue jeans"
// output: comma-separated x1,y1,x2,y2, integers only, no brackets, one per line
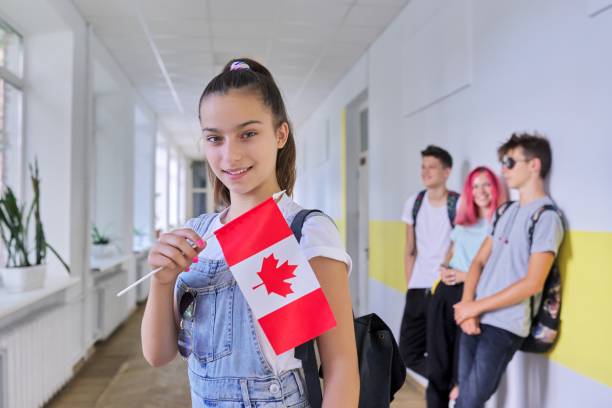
455,324,523,408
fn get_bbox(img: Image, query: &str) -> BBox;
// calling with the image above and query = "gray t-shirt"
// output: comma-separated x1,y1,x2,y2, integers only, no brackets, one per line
477,196,564,337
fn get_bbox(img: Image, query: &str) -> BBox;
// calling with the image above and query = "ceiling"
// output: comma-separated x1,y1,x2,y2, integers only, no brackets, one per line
72,0,409,158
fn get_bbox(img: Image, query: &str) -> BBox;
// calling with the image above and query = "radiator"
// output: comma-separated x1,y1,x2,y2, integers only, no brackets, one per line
94,266,131,340
0,301,81,408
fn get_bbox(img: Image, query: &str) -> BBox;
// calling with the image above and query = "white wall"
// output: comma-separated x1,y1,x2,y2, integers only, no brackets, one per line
297,0,612,406
294,53,368,217
93,91,134,254
367,0,612,230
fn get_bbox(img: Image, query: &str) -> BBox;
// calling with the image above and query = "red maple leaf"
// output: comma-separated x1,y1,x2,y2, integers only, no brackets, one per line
252,254,297,297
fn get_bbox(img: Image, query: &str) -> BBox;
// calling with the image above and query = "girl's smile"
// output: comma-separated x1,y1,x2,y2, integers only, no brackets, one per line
222,166,253,179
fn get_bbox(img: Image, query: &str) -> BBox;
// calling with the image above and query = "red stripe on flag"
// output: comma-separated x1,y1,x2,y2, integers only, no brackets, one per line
215,198,293,266
258,288,336,355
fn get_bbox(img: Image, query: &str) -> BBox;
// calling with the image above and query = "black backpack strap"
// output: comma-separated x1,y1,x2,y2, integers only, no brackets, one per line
447,191,460,228
291,209,325,408
290,209,324,242
492,201,515,235
410,190,427,256
411,190,427,225
527,204,564,248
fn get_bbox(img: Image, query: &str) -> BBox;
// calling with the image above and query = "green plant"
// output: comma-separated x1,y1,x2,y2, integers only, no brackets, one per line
0,160,70,272
91,224,111,245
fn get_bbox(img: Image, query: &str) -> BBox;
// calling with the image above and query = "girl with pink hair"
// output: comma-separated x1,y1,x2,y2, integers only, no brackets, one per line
425,166,506,407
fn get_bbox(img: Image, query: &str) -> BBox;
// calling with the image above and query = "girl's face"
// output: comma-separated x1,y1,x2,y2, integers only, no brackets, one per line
200,89,288,200
472,172,493,210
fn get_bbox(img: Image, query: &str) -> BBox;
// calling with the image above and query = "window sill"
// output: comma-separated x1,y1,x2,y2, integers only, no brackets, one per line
90,253,133,276
0,276,80,330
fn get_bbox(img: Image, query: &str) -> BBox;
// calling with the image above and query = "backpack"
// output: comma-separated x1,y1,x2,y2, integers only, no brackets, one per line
492,202,564,353
291,210,406,408
410,189,460,256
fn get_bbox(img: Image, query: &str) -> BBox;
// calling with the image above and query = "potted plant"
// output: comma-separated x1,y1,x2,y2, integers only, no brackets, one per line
91,224,112,258
0,160,70,292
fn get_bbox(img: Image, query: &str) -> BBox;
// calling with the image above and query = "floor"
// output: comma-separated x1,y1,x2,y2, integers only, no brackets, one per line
46,305,425,407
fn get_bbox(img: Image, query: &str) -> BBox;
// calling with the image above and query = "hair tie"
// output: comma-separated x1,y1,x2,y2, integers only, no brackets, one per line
230,61,250,71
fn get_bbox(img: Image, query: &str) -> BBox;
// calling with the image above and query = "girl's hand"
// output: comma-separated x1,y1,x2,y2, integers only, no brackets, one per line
440,265,456,285
148,228,206,285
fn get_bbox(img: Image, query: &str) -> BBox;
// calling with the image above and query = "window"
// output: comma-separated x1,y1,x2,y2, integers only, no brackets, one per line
0,19,23,192
155,135,168,232
178,157,186,223
191,161,209,217
168,149,178,227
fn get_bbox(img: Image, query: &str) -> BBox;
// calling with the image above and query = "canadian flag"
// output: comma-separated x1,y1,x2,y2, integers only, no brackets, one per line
214,197,336,355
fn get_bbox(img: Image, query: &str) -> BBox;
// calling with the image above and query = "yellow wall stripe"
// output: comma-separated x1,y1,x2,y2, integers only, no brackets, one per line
368,220,612,387
550,230,612,387
369,220,407,292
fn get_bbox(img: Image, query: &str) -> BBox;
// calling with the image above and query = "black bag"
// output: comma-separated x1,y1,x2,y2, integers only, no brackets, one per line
492,202,565,353
291,210,406,408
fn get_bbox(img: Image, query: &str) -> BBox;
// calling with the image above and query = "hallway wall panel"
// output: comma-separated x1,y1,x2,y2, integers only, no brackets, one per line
296,0,612,405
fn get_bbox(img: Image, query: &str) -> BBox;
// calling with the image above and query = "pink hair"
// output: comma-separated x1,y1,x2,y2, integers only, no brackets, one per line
455,166,507,226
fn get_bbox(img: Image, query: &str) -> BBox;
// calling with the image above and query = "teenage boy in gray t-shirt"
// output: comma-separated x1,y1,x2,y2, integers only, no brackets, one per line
452,133,564,407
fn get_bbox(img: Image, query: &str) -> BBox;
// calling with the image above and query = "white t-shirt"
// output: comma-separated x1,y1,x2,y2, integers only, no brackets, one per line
401,191,454,288
197,193,352,374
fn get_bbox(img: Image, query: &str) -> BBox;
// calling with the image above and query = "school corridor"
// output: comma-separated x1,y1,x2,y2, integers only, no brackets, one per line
0,0,611,407
45,305,425,407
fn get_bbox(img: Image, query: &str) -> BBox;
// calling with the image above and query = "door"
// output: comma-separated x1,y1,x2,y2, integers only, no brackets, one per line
355,105,369,315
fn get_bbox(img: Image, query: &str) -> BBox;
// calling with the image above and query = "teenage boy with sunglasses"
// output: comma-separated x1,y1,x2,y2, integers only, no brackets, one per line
452,133,564,407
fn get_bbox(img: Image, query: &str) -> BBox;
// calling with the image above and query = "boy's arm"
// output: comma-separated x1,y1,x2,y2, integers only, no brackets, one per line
401,195,417,288
454,210,563,324
442,241,454,266
454,251,554,323
404,224,416,287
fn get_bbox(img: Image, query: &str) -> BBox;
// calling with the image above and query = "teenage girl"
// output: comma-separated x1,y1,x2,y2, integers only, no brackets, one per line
141,58,359,408
425,166,506,408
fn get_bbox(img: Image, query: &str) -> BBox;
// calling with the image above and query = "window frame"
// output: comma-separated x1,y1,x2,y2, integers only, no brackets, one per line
0,17,24,266
0,18,25,192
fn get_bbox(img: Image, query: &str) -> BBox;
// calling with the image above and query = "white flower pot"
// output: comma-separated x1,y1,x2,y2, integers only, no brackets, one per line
92,243,113,258
0,264,47,292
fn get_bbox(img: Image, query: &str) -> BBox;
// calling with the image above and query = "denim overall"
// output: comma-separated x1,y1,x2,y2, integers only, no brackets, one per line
175,213,310,408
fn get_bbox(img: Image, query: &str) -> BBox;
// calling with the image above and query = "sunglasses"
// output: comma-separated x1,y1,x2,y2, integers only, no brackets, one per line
177,291,196,358
501,156,530,169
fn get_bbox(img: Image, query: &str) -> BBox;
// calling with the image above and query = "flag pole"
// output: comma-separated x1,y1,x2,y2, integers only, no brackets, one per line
116,231,213,297
117,191,285,297
272,190,286,201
